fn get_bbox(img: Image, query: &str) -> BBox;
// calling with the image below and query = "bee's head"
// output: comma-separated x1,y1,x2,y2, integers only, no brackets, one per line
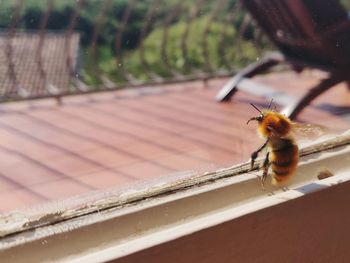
246,103,264,125
247,102,292,138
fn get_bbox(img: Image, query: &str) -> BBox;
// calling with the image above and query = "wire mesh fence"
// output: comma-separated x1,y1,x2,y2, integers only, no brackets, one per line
0,0,270,101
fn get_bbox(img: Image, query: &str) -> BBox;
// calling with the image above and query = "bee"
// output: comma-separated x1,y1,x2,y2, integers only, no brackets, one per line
246,102,325,188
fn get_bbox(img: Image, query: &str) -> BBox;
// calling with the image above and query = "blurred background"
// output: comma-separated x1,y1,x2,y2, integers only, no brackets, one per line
0,0,349,213
0,0,270,100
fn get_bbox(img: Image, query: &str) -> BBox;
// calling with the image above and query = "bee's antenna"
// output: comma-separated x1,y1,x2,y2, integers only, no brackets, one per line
250,103,262,114
268,99,274,110
246,117,256,125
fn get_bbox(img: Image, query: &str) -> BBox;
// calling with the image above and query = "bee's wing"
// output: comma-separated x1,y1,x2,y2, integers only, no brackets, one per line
290,122,329,140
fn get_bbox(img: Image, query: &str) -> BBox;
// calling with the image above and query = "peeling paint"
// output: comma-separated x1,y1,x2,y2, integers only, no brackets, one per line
23,212,64,229
0,212,29,237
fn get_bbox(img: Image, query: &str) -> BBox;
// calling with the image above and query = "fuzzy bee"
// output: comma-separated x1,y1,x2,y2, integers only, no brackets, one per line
247,102,326,187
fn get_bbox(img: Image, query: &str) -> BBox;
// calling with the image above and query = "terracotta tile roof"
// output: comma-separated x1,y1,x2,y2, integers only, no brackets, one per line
0,31,80,99
0,71,349,212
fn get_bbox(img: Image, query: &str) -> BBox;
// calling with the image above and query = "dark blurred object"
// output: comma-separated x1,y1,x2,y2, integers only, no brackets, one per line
216,0,350,119
317,168,334,180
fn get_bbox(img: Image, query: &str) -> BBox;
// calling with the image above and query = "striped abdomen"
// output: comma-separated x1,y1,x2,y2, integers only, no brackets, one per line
269,138,299,185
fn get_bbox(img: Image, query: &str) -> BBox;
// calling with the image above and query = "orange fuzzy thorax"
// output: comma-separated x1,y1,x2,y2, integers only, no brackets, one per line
257,110,292,138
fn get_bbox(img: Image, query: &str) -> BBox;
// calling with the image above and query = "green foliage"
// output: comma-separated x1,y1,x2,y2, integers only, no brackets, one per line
0,0,268,86
95,16,264,82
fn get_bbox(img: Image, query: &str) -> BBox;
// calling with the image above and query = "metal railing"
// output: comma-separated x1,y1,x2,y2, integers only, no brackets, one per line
0,0,270,102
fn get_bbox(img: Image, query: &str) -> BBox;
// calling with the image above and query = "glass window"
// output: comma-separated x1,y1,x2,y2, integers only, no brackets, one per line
0,0,349,247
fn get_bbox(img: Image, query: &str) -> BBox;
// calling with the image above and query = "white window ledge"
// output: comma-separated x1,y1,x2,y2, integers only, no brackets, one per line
0,132,350,262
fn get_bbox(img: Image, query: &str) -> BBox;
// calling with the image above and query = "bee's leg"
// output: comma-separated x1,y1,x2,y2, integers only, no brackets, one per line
251,139,269,170
260,152,270,189
281,186,289,192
